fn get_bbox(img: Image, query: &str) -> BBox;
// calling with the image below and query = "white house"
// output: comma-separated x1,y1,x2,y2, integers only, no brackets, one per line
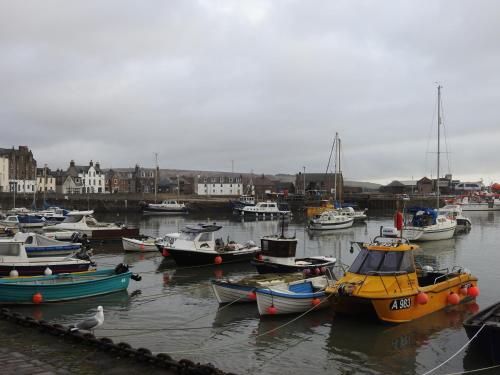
36,167,56,193
67,160,105,193
9,179,37,193
195,175,243,196
0,157,8,192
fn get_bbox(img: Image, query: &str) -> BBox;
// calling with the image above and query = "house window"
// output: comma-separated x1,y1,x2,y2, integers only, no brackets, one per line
221,190,223,193
229,178,233,182
203,178,207,183
220,184,223,187
211,178,216,183
213,184,215,187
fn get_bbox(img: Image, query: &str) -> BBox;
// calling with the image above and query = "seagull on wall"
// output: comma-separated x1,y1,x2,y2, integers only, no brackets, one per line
69,306,104,334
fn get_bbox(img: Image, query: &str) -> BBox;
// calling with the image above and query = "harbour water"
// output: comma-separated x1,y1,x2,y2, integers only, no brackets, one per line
9,211,500,375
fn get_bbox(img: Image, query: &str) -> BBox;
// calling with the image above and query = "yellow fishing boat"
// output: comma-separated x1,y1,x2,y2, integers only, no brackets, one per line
326,227,479,323
306,200,334,218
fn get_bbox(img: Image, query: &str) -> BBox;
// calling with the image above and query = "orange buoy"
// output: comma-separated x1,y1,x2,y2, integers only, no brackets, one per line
247,291,256,300
459,287,468,295
214,256,223,265
320,267,327,274
162,249,170,257
314,268,321,275
311,298,321,306
467,286,480,297
416,292,429,305
257,254,263,261
467,302,480,314
267,305,277,315
32,293,43,304
139,243,145,251
447,292,460,305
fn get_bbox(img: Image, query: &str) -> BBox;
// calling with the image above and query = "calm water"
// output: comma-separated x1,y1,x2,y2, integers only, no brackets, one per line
11,211,500,375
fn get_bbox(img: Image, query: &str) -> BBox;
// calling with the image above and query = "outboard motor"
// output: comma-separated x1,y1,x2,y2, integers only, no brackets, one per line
75,248,96,267
114,263,129,275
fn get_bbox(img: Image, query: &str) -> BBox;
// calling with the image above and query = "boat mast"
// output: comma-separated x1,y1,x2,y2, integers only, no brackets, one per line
333,132,338,204
154,152,158,204
437,85,441,210
338,136,342,204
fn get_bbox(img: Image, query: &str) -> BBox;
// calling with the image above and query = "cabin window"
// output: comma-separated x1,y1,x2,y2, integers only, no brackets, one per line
62,215,83,223
349,249,415,275
198,232,212,242
179,232,197,241
261,239,296,257
0,243,21,256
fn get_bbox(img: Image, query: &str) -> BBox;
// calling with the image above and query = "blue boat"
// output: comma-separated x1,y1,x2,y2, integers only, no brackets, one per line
12,232,81,257
0,264,140,304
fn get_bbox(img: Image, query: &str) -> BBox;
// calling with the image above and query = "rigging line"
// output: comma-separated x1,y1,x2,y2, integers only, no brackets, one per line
420,324,486,375
424,97,438,178
325,135,336,188
440,96,452,175
159,294,332,355
435,363,500,375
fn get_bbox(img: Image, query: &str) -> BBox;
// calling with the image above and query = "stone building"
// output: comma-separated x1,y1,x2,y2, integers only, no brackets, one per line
0,157,8,192
106,169,134,193
295,172,343,198
0,146,37,193
36,167,57,193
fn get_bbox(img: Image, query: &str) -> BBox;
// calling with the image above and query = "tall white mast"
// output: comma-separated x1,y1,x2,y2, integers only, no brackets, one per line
333,132,338,203
437,85,442,210
154,152,158,203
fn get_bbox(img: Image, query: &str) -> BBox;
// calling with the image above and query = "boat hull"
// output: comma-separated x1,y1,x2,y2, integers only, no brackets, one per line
307,219,354,231
211,281,256,304
256,289,329,316
0,269,131,304
122,238,157,252
167,248,260,266
463,302,500,363
25,244,81,258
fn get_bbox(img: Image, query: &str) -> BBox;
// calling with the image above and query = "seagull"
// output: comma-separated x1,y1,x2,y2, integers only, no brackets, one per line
69,306,104,334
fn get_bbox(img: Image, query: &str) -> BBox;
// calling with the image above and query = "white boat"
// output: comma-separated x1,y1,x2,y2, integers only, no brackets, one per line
0,241,92,277
155,232,181,255
44,210,139,240
255,276,330,316
122,237,158,252
211,273,305,304
338,206,368,221
307,210,354,231
4,232,81,257
163,224,260,266
240,202,291,218
458,196,500,211
438,204,472,231
0,215,46,229
35,207,69,222
143,200,188,214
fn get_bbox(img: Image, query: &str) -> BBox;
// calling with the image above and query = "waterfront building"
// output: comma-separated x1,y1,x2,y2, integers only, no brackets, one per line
133,165,156,193
0,146,37,194
194,174,243,196
106,169,134,193
61,175,83,195
67,160,105,194
36,167,56,193
0,157,8,192
295,172,344,198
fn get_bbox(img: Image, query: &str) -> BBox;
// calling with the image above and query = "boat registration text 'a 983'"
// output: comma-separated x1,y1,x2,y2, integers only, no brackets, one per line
389,297,411,310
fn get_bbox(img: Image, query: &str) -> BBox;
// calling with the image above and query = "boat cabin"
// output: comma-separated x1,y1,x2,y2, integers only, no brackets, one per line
0,241,29,261
409,208,438,227
239,195,255,205
260,236,298,266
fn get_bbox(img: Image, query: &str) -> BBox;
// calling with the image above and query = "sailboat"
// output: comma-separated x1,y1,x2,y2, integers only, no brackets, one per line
404,86,457,241
307,133,355,231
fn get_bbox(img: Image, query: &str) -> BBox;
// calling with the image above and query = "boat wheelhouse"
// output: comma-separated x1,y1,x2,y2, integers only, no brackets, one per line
240,202,291,218
307,210,354,231
326,227,478,323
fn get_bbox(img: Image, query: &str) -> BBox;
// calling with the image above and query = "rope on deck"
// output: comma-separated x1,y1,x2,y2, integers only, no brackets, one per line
421,324,486,375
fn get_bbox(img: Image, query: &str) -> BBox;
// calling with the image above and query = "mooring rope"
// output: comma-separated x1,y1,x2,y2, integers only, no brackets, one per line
437,364,500,375
421,324,486,375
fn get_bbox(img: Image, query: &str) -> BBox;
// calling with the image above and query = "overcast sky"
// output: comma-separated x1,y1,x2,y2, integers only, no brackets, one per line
1,1,499,184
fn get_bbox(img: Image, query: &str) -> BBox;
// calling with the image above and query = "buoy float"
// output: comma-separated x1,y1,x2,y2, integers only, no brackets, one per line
459,287,468,295
447,292,460,305
44,267,52,276
467,286,480,297
416,292,429,305
32,293,43,304
257,254,263,261
267,305,277,315
303,269,311,276
247,291,257,300
9,269,19,278
311,298,321,306
314,268,321,275
214,256,223,265
320,267,327,274
162,249,170,257
468,302,480,314
139,244,145,251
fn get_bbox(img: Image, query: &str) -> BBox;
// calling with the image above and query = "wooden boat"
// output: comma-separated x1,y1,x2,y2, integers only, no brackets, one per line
0,264,139,304
163,224,260,266
325,227,479,323
122,237,158,252
6,232,81,257
251,231,336,275
0,241,92,277
211,273,305,304
256,276,330,316
463,302,500,363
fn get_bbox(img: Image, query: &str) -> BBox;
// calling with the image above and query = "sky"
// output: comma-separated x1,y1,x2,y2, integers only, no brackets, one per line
1,0,499,185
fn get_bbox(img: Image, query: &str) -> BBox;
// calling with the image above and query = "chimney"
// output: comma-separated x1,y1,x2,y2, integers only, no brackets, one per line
95,162,100,170
70,160,75,167
89,160,93,167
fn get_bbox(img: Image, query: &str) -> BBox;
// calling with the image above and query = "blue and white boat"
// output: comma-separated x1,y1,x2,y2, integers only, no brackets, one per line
11,232,81,257
255,276,330,316
0,264,139,304
0,215,46,229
